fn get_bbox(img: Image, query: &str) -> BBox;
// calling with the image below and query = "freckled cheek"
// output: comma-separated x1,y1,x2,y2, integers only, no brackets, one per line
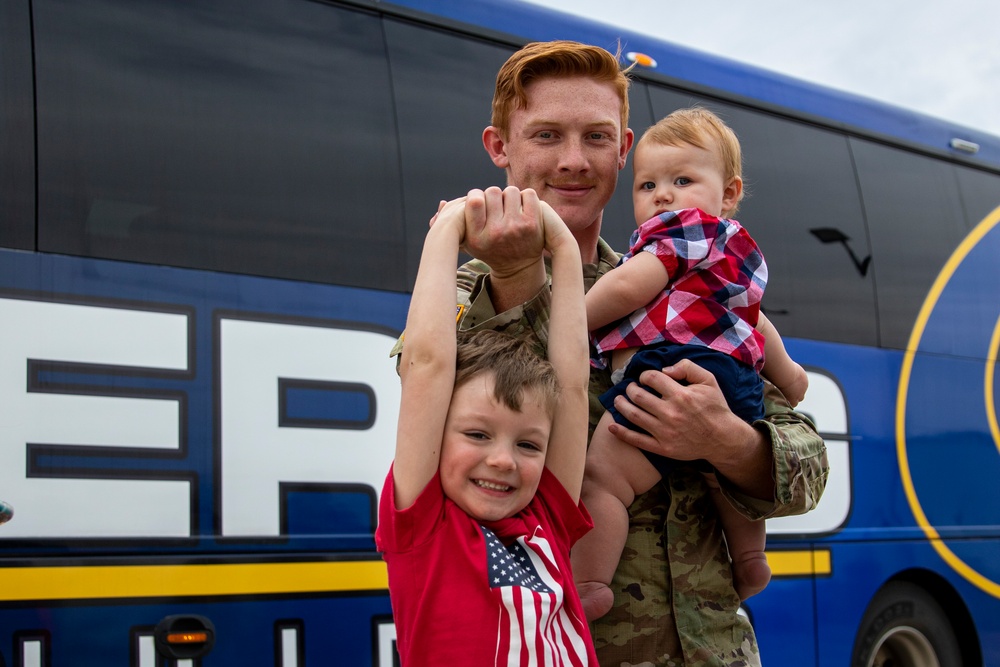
595,163,622,191
508,158,546,189
526,153,560,178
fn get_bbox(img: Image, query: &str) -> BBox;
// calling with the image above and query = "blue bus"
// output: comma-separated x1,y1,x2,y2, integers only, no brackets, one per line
1,0,998,664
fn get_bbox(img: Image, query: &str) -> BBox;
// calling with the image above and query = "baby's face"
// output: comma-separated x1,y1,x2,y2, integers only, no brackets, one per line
632,140,730,224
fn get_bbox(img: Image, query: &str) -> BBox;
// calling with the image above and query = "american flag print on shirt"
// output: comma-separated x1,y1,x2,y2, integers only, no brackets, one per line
482,526,590,666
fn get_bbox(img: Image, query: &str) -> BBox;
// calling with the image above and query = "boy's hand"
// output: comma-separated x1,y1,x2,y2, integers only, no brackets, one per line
430,196,468,245
462,186,544,279
538,200,574,254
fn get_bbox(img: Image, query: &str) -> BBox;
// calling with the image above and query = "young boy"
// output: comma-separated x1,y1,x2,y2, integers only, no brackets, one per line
572,107,809,620
375,187,595,665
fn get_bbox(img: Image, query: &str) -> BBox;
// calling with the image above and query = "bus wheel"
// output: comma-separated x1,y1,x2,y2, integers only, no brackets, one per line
851,580,962,667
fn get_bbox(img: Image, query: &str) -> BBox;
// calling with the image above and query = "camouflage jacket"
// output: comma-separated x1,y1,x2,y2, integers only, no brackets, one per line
398,237,829,667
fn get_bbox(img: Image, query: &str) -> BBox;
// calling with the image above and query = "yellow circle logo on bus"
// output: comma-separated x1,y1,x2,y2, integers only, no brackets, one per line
896,204,1000,598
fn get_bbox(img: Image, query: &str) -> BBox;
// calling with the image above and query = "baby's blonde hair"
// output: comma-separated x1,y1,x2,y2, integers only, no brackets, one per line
638,107,744,217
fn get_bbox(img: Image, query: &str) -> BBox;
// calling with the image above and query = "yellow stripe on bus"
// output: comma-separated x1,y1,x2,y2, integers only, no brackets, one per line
766,549,831,577
0,560,388,602
0,550,828,603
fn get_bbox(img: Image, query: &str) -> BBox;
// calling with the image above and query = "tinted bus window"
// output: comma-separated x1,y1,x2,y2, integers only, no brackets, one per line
0,0,34,250
955,164,1000,227
646,86,877,346
384,19,511,286
851,138,970,350
34,0,406,291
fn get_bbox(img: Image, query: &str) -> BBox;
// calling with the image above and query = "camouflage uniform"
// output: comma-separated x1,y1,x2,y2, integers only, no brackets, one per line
393,237,829,666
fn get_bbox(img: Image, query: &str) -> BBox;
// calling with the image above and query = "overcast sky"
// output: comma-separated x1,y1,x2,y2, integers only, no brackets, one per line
526,0,1000,137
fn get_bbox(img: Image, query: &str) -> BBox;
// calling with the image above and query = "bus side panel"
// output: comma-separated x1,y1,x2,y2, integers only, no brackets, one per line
813,539,1000,666
759,334,1000,663
0,248,406,663
744,563,818,665
0,595,393,666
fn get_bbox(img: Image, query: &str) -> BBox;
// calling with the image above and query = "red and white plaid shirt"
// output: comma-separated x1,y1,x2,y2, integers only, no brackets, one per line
592,208,767,371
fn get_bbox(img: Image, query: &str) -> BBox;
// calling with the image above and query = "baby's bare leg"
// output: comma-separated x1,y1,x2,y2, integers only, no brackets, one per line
572,411,662,621
704,471,771,600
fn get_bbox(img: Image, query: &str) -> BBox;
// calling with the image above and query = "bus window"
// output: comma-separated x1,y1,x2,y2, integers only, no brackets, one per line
851,138,970,350
383,19,512,285
33,0,406,291
768,370,851,535
955,164,1000,227
646,86,877,347
0,0,33,250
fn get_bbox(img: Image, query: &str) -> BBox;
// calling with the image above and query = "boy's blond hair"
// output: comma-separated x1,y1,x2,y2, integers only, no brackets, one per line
491,40,631,138
639,107,744,216
455,330,559,416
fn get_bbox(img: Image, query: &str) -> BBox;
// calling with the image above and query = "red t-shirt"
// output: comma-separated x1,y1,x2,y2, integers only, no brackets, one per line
376,466,597,666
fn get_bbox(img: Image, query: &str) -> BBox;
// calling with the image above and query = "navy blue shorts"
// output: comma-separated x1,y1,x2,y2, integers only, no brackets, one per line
598,343,764,476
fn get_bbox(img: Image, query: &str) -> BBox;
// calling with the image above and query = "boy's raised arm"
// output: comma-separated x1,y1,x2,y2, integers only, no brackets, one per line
392,198,467,510
536,199,589,502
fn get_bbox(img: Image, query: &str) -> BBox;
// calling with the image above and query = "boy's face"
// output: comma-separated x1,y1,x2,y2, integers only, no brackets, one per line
439,373,551,522
631,140,740,225
486,76,632,237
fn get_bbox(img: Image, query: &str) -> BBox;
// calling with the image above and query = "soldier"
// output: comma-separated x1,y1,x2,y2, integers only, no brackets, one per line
395,39,828,666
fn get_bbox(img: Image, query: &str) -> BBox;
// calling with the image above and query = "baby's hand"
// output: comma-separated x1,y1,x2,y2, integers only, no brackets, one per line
462,186,545,277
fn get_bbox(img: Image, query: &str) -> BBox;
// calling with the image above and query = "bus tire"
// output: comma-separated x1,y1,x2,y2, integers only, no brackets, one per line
851,580,962,667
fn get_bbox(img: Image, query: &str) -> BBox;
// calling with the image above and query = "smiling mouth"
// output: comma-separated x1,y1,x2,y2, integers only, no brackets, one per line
474,479,512,492
550,183,592,195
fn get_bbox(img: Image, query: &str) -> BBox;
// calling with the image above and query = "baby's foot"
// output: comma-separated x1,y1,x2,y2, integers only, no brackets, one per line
576,580,614,621
733,552,771,600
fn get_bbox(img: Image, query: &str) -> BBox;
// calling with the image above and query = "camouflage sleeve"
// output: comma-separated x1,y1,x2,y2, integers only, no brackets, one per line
454,259,552,359
719,382,829,520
